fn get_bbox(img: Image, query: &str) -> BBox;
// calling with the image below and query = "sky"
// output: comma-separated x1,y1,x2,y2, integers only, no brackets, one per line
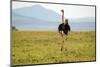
12,1,95,19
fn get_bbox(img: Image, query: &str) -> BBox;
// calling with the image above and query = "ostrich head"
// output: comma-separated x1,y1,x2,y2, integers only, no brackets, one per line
61,9,64,13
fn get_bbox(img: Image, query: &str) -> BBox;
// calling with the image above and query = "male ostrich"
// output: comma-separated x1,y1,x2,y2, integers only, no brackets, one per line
58,9,71,51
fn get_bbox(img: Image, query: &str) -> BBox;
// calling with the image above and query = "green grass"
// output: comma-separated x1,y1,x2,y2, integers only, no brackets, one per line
12,31,96,65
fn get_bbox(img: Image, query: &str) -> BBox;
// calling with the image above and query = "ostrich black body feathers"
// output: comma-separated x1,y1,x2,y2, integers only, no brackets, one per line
58,23,70,35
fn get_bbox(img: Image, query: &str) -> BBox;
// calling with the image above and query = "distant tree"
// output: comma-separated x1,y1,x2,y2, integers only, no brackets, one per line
12,26,18,31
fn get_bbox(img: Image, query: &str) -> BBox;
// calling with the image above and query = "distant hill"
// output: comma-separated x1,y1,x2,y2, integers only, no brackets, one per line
12,12,59,31
13,5,60,22
12,5,95,31
68,17,95,31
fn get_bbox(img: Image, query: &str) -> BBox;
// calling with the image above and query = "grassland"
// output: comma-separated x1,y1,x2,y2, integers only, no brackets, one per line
12,31,96,65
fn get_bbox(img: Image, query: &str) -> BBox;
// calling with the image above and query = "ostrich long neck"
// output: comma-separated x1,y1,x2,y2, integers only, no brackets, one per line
62,12,64,23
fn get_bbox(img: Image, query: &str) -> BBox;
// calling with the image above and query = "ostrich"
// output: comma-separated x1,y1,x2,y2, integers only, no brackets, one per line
58,9,71,51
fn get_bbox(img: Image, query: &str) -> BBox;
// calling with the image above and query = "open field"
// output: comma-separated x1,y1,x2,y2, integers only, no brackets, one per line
12,31,96,65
